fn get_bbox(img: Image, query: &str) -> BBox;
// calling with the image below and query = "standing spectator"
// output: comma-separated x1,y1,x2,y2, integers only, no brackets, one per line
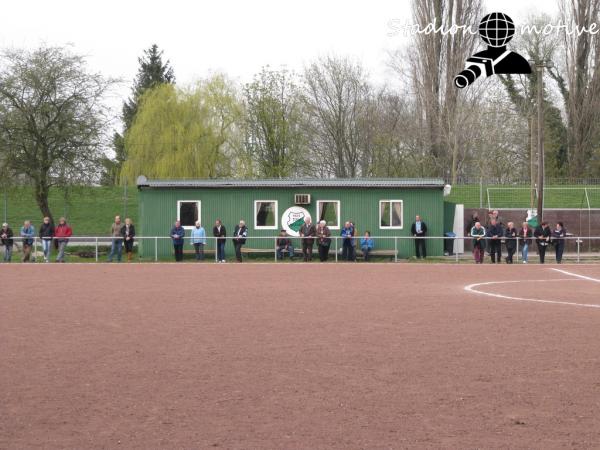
39,217,55,263
213,219,227,263
20,220,35,262
486,218,503,263
360,231,374,262
276,230,294,260
410,215,428,259
518,221,533,264
233,220,248,263
1,223,14,262
121,218,136,262
470,222,486,264
316,220,331,262
466,212,479,236
107,216,123,262
504,221,517,264
341,221,355,261
54,217,72,263
299,217,316,262
534,222,551,264
552,222,567,264
170,220,185,262
190,221,206,261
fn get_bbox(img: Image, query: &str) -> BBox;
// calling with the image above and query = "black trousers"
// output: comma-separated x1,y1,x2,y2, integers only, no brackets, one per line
173,244,183,261
538,243,547,263
318,244,330,262
555,242,565,263
342,240,355,261
506,245,516,263
234,241,244,262
302,241,313,261
124,239,134,253
414,238,426,258
489,240,502,263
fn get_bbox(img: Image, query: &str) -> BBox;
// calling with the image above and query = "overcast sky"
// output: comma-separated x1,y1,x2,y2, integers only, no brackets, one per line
1,0,559,106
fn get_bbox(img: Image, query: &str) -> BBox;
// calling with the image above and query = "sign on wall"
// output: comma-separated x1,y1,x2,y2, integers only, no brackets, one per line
281,206,311,237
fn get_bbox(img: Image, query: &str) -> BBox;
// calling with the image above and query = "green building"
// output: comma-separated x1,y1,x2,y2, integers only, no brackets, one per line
136,176,446,259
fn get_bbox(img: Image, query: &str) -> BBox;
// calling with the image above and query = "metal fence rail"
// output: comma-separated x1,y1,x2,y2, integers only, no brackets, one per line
1,235,599,263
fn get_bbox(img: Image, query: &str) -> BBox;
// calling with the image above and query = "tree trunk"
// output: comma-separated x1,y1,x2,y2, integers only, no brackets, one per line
34,180,54,224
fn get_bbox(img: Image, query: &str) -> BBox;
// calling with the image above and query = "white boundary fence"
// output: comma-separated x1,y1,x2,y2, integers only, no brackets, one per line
1,235,599,263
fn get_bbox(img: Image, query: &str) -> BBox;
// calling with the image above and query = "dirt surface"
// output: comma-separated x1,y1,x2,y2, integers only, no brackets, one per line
2,263,600,449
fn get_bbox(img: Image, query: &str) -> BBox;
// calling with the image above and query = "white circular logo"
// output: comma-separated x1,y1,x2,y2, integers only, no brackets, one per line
281,206,311,237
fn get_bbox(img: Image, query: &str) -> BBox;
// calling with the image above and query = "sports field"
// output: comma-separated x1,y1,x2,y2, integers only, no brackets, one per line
2,264,600,448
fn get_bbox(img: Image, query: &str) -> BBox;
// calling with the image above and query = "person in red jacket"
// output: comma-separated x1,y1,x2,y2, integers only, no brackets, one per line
54,217,73,263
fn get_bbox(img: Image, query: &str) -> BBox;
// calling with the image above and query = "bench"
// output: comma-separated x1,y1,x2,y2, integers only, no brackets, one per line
355,249,397,260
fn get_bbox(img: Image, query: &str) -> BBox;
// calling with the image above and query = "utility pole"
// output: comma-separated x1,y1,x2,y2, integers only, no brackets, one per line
529,59,554,224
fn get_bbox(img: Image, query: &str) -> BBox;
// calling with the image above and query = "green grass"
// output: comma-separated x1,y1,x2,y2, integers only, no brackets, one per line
1,186,137,236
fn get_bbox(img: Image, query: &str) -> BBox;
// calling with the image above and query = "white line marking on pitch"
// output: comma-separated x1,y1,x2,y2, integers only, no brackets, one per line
550,268,600,283
464,278,600,309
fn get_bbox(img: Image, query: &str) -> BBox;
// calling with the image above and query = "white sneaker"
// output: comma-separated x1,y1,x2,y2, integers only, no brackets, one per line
523,261,527,264
221,259,226,263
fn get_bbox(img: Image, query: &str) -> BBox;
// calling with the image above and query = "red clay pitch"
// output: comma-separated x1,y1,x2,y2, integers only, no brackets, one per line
2,263,600,449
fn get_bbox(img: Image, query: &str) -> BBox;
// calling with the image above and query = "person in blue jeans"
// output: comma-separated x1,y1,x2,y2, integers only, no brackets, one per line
20,220,35,262
341,221,356,261
170,220,185,262
213,219,227,262
360,231,374,261
276,229,294,260
108,216,123,262
518,222,533,264
190,221,207,261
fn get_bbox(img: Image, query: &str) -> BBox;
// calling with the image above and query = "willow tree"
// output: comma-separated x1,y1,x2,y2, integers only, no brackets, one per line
120,75,242,183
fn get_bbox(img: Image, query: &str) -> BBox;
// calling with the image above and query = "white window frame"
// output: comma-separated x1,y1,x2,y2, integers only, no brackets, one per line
254,200,278,230
316,200,341,230
379,200,404,230
177,200,201,230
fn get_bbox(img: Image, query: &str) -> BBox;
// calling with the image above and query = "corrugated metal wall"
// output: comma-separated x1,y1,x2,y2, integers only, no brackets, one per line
138,187,444,258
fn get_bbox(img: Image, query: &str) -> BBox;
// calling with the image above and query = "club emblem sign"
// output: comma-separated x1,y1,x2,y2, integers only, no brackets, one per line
281,206,311,237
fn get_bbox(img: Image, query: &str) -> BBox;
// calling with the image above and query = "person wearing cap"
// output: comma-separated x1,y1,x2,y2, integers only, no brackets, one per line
20,220,35,262
1,223,14,262
54,217,73,263
39,217,55,263
276,230,294,260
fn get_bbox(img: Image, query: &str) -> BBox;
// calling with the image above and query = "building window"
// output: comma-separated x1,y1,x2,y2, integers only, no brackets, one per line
177,200,201,229
316,200,340,229
379,200,403,229
254,200,278,229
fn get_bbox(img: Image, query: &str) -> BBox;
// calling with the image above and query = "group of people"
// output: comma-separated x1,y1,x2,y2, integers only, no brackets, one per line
1,218,73,263
468,210,568,264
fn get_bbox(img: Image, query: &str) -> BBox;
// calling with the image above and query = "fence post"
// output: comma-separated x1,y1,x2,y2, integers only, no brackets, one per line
455,237,459,263
95,237,98,262
335,237,338,262
394,237,398,263
577,239,581,264
516,237,519,263
215,238,218,262
33,237,37,263
274,238,277,263
155,237,158,262
479,177,483,209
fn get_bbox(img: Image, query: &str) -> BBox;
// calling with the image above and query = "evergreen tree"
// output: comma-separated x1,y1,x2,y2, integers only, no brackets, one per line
102,44,175,185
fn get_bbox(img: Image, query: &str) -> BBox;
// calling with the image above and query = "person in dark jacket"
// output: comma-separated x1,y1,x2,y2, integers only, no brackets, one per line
341,221,356,261
299,217,316,262
232,220,248,262
534,222,551,264
504,221,517,264
213,219,227,263
170,220,185,262
121,218,136,262
411,215,428,259
316,220,331,262
486,218,503,263
518,222,533,263
552,222,567,264
276,230,294,260
1,223,14,262
39,216,55,263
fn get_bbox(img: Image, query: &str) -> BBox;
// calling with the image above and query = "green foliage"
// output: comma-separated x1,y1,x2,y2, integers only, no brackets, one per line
120,76,242,183
243,67,308,177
